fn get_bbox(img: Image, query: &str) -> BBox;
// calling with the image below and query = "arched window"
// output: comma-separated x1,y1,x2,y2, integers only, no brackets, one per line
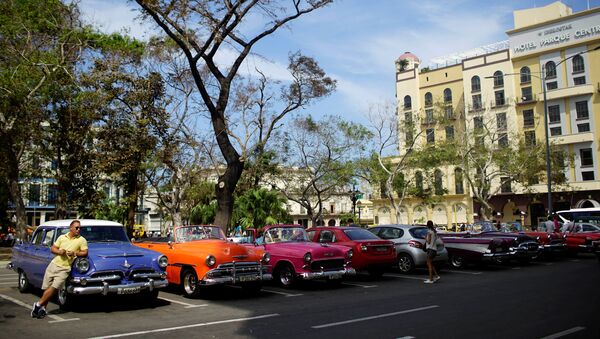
493,71,504,87
520,67,531,83
434,169,444,195
415,171,424,194
443,88,452,103
471,76,480,92
454,168,464,194
403,95,412,109
424,92,432,106
572,55,584,73
545,61,556,78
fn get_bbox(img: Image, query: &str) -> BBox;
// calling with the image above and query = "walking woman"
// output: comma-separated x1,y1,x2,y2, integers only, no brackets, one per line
424,220,440,284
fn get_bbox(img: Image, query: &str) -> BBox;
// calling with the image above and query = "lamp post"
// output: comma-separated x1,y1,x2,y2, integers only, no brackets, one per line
348,184,361,217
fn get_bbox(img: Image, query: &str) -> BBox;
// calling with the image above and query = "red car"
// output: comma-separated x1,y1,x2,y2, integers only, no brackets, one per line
561,223,600,254
307,226,396,277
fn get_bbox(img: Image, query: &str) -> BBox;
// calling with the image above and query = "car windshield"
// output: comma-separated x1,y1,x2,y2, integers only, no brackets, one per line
264,227,307,243
175,226,226,242
58,226,129,243
343,228,380,240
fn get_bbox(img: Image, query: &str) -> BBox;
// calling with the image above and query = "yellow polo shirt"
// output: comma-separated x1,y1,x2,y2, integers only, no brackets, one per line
51,234,88,269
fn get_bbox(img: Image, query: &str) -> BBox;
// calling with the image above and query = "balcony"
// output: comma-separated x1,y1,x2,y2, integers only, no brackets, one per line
550,132,594,145
541,84,595,101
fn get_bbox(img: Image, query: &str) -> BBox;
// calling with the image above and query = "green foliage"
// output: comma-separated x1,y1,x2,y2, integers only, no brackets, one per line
232,188,291,230
94,199,127,224
189,201,217,225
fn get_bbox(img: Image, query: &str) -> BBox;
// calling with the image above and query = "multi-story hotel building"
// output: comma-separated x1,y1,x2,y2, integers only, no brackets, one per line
374,2,600,228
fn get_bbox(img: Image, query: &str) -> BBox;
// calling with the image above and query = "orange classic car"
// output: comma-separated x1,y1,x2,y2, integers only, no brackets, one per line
134,225,271,297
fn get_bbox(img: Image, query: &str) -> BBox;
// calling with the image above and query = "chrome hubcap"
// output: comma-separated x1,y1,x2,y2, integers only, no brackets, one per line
451,256,463,267
58,288,67,305
184,273,197,294
280,269,292,285
398,257,411,272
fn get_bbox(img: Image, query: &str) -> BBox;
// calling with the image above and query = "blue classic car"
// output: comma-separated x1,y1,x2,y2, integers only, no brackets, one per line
9,219,168,309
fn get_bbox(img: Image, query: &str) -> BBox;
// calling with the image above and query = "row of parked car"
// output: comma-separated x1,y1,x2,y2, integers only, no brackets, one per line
8,219,600,309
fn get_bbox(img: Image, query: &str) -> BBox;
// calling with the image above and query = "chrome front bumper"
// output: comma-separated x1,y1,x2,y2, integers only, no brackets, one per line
541,243,567,252
67,278,169,296
299,267,356,281
201,273,273,286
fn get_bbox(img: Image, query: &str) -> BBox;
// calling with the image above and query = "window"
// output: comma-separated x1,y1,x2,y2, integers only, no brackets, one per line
495,90,505,106
546,81,558,90
523,109,534,127
498,133,508,147
575,101,589,120
28,185,40,206
574,76,586,85
404,111,413,123
47,185,57,205
424,92,433,106
525,131,536,146
572,55,584,73
318,230,335,243
403,95,412,110
472,94,482,110
521,87,532,102
330,204,335,214
520,67,531,83
493,71,504,87
31,230,44,245
545,61,556,78
471,76,481,92
474,116,483,130
496,113,507,131
405,129,414,143
580,148,593,167
443,88,452,103
445,106,453,119
500,177,512,193
445,126,454,140
548,105,560,123
425,109,434,123
454,168,464,194
377,227,403,240
577,123,590,133
42,229,55,247
415,171,424,193
434,169,443,195
550,127,562,136
426,128,435,143
582,172,595,181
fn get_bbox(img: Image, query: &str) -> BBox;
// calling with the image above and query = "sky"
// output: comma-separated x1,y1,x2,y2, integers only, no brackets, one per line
78,0,600,124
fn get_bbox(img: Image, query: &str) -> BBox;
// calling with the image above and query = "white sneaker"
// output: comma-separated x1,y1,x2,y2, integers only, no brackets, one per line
433,275,441,282
424,279,434,284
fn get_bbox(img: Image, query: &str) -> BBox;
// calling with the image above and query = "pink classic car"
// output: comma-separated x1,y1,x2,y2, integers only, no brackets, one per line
242,225,355,287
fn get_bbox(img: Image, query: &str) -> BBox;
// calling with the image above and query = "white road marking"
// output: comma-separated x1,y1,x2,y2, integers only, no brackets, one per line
342,282,377,288
312,305,439,329
0,281,15,285
261,289,303,297
0,293,80,323
540,326,586,339
385,274,428,281
0,277,16,280
0,273,16,277
444,270,482,275
87,313,280,338
158,297,208,308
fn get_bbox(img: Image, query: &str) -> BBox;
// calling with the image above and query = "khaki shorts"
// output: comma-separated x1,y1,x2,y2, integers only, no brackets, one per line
42,262,71,290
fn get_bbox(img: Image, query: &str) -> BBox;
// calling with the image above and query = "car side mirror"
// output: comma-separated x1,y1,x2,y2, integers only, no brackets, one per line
168,241,173,249
131,237,136,243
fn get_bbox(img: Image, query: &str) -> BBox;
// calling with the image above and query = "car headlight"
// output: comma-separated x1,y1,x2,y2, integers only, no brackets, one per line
158,255,168,269
75,258,90,274
360,245,368,252
346,249,353,259
205,254,216,267
261,252,270,264
303,252,312,263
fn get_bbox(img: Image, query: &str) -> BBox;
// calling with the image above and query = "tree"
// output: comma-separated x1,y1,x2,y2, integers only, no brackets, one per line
275,115,371,226
135,0,333,231
231,188,290,231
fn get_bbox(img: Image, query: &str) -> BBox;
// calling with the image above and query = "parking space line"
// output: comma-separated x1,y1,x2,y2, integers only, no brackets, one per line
87,313,280,338
261,289,303,297
384,274,427,281
0,293,80,323
0,273,16,277
158,297,208,308
444,270,482,275
540,326,585,339
342,282,377,288
0,277,15,280
312,305,439,329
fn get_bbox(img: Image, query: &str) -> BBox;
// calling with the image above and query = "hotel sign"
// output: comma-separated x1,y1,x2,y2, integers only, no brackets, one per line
509,11,600,57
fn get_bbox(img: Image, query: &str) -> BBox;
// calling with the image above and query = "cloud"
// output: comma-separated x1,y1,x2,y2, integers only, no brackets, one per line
79,0,156,39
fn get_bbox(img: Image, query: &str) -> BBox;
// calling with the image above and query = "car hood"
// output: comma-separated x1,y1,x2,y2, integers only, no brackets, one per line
87,242,162,271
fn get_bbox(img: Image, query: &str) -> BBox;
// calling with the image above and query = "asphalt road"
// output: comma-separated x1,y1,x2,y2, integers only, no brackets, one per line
1,255,599,339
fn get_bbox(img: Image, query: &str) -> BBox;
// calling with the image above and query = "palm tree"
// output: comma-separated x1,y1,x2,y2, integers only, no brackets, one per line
232,188,291,231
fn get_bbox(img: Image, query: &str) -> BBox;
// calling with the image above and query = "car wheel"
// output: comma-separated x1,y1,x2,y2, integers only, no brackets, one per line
18,270,30,293
450,254,466,269
57,285,74,311
275,263,295,288
181,268,201,298
397,254,415,273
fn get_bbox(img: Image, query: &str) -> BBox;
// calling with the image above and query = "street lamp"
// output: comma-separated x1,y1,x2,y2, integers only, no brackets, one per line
348,184,361,217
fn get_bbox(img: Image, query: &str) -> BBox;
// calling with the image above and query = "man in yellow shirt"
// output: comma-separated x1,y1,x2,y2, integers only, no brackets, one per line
31,220,88,319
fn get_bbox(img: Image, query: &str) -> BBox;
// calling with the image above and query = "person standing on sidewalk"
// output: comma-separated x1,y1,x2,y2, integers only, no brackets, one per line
424,220,440,284
31,220,88,319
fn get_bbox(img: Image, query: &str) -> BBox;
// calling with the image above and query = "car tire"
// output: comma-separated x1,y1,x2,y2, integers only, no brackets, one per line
18,270,30,293
275,263,295,288
181,268,201,298
449,254,466,269
397,254,415,273
57,285,75,311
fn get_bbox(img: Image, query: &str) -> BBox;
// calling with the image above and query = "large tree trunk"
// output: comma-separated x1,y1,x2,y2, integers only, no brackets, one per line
214,160,243,231
6,149,27,240
125,170,139,237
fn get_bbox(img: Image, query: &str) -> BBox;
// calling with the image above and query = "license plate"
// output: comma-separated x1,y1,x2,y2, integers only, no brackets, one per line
375,247,387,252
118,286,141,295
238,275,258,282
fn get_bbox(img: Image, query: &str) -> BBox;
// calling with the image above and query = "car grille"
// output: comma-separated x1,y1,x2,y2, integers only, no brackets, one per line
129,269,163,281
210,261,263,277
310,259,345,272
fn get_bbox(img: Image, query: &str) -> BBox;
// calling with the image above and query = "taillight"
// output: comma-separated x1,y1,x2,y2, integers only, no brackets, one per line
408,240,423,249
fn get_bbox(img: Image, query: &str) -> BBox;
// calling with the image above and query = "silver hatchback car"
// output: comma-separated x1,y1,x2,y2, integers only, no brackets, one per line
369,224,448,273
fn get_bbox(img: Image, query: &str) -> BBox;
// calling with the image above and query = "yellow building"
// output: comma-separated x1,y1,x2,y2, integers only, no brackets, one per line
374,2,600,228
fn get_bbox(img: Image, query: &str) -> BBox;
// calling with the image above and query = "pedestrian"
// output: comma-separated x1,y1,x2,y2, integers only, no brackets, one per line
31,220,88,319
424,220,440,284
545,216,555,233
